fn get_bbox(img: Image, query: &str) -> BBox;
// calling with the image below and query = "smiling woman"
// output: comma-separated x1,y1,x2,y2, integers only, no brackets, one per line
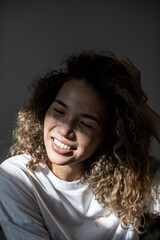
0,51,160,240
44,80,107,181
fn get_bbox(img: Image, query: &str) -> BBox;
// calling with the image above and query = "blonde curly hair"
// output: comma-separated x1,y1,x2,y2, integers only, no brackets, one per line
9,51,157,234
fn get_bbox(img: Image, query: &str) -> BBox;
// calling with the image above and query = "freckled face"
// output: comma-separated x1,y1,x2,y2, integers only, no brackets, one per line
44,80,108,168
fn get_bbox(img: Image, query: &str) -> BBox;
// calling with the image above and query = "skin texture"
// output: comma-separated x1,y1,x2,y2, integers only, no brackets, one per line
44,79,108,181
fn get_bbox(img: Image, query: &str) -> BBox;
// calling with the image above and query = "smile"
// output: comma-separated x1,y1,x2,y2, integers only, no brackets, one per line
54,138,72,150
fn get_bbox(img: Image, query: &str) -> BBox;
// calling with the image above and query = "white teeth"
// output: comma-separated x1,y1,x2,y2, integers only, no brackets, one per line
54,139,71,150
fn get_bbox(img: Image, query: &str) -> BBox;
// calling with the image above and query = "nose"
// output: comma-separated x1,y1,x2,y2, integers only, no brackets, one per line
58,121,76,140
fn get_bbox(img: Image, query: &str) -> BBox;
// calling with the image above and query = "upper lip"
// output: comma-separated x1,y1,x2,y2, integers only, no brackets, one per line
52,137,77,149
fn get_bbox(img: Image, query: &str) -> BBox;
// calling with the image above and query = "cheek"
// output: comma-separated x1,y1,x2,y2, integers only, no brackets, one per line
78,132,102,152
78,137,102,161
44,115,57,132
44,117,50,135
44,117,55,143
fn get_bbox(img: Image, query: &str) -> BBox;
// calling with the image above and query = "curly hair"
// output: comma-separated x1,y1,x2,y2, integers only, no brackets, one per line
9,51,157,234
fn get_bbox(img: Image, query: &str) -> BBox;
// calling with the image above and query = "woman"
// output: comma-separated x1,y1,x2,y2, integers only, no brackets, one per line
0,52,159,240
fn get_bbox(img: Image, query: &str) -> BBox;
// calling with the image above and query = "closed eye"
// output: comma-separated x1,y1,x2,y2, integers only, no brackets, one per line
80,121,93,129
53,108,64,114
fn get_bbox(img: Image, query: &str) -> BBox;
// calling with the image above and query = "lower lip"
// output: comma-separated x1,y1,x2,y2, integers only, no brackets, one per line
52,139,75,155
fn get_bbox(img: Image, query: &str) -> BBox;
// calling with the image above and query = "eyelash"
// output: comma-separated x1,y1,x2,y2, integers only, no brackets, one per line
80,121,93,129
53,108,94,129
53,108,64,114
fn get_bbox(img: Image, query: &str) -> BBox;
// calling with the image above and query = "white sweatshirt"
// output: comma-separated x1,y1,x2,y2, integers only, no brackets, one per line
0,154,159,240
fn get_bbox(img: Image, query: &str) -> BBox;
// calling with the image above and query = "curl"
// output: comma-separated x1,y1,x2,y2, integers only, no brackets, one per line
9,51,159,234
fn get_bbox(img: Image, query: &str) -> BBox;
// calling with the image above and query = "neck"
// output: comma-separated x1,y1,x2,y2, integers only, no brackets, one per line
47,160,84,182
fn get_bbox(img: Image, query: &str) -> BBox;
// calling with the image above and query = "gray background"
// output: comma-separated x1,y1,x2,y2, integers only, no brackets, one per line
0,0,160,162
0,1,160,239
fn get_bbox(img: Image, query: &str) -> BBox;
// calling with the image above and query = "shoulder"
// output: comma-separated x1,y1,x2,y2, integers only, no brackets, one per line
0,154,31,181
0,155,48,229
0,154,50,212
0,154,50,186
0,154,51,195
1,154,30,169
0,154,34,198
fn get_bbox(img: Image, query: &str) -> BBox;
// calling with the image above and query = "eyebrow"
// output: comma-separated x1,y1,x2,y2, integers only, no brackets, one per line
81,113,100,125
54,99,100,125
54,99,68,108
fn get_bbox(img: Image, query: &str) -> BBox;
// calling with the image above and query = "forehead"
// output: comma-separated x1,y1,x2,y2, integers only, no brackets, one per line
54,80,108,125
56,80,106,111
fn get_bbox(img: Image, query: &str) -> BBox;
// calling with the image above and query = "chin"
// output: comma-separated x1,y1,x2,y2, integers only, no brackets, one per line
46,151,74,165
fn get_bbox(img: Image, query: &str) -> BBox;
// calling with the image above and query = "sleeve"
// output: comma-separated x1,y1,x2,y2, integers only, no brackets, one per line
0,163,51,240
